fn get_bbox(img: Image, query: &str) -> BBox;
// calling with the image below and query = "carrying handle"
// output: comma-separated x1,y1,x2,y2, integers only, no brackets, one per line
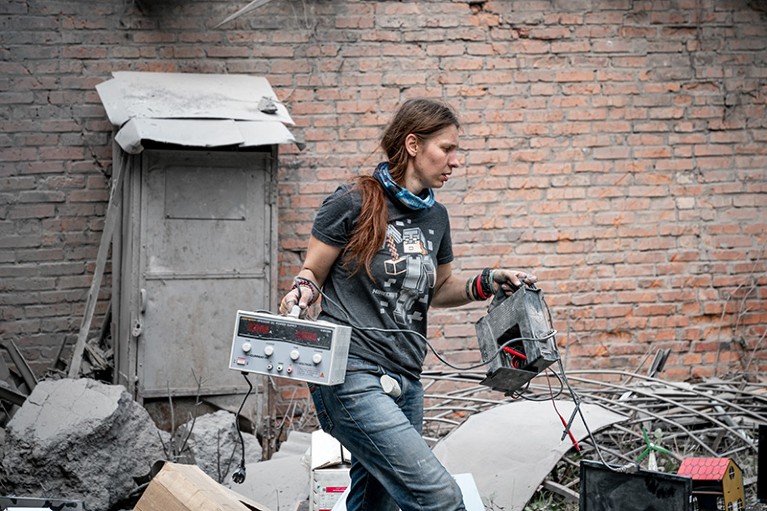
487,282,540,313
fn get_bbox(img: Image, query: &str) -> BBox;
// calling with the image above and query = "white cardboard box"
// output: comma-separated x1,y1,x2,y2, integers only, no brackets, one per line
310,430,351,511
311,465,351,511
310,430,484,511
330,473,486,511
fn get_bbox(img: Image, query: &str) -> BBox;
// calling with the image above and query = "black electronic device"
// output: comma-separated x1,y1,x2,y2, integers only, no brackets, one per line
579,459,694,511
759,424,767,503
475,285,558,394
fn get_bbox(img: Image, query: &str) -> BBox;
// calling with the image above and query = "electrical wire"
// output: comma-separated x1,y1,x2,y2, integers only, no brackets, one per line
516,367,564,402
231,371,254,484
294,276,628,471
539,296,635,473
547,368,581,452
294,277,558,372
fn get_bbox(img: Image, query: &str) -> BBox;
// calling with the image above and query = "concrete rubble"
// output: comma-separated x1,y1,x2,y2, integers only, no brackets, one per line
1,371,765,510
225,430,311,510
1,378,165,511
175,409,263,483
0,377,271,510
228,453,310,511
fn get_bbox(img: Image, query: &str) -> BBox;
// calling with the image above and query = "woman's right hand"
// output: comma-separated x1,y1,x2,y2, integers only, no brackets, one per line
278,237,341,316
279,284,311,316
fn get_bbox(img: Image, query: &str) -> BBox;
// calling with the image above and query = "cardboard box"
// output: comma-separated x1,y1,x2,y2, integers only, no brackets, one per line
133,461,273,511
308,430,485,511
310,430,351,511
330,473,486,511
311,466,351,511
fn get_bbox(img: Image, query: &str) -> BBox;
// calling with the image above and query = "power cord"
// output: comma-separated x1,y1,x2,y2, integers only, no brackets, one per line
294,277,558,372
231,371,254,484
294,277,628,472
538,296,636,473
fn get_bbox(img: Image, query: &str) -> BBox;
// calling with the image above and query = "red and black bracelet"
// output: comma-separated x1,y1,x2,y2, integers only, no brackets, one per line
291,276,318,305
467,268,496,301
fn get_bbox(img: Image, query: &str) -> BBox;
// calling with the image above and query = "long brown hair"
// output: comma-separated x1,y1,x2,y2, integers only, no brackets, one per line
344,98,460,279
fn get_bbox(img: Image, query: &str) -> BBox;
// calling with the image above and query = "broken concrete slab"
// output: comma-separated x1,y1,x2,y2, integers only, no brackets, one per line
175,409,263,483
1,378,165,511
271,430,311,459
432,399,626,511
227,454,310,510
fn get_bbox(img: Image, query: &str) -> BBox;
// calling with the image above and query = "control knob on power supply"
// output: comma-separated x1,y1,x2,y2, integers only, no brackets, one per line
242,342,252,353
312,353,322,364
264,345,274,356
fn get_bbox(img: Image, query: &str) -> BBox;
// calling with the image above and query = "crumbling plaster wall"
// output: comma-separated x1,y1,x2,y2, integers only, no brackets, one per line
1,0,766,389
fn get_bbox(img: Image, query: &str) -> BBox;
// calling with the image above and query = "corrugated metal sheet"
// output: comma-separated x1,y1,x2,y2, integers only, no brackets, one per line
96,71,298,153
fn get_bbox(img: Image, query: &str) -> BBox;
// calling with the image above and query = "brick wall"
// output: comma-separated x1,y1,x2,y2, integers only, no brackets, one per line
1,0,766,384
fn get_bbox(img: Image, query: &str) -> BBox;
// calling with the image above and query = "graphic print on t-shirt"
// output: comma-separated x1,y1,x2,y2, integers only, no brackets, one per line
382,221,436,325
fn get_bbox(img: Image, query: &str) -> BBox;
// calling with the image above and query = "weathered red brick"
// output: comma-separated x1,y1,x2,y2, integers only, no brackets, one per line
0,0,764,386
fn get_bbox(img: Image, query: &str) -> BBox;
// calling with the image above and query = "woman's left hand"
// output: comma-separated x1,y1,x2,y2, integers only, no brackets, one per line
492,269,538,295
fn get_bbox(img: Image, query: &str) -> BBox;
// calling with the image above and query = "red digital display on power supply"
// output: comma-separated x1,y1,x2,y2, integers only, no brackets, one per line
295,329,319,342
237,315,333,349
246,322,270,335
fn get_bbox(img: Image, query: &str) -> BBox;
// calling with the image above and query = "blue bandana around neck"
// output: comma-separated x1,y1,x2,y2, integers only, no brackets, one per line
372,162,435,210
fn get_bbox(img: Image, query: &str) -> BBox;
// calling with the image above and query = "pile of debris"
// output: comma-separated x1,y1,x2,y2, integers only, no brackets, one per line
0,351,765,510
0,341,37,426
0,378,262,511
419,368,767,510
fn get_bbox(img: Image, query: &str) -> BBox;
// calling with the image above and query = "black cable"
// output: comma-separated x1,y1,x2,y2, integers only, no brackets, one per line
369,325,557,372
517,367,564,401
231,372,253,484
540,295,632,473
302,278,557,371
296,276,633,472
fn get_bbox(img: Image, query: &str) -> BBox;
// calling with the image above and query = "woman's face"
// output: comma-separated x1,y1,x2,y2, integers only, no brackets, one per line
404,125,460,194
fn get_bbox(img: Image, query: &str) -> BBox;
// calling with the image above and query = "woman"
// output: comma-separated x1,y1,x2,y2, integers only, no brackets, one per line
279,98,537,511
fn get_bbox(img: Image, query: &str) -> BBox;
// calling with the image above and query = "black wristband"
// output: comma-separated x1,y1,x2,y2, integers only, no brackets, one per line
480,268,494,298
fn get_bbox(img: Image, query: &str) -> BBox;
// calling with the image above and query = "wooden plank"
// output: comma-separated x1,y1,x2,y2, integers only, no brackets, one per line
2,340,37,393
542,479,580,502
67,154,126,378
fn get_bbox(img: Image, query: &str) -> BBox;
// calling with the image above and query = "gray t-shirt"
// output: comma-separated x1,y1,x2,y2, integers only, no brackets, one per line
312,184,454,379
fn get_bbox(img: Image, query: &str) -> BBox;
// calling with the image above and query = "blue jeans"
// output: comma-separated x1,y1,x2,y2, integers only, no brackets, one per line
310,356,466,511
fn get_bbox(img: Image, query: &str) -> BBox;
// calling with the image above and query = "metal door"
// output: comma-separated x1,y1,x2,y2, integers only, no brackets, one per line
135,149,274,398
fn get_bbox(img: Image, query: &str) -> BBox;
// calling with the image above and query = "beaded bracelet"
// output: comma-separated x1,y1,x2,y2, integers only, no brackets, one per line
291,276,318,305
465,278,476,301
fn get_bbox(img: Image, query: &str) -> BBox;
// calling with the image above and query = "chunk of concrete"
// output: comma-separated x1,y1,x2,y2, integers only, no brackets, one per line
271,430,311,459
227,455,310,511
175,409,263,483
1,378,165,511
225,429,316,509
